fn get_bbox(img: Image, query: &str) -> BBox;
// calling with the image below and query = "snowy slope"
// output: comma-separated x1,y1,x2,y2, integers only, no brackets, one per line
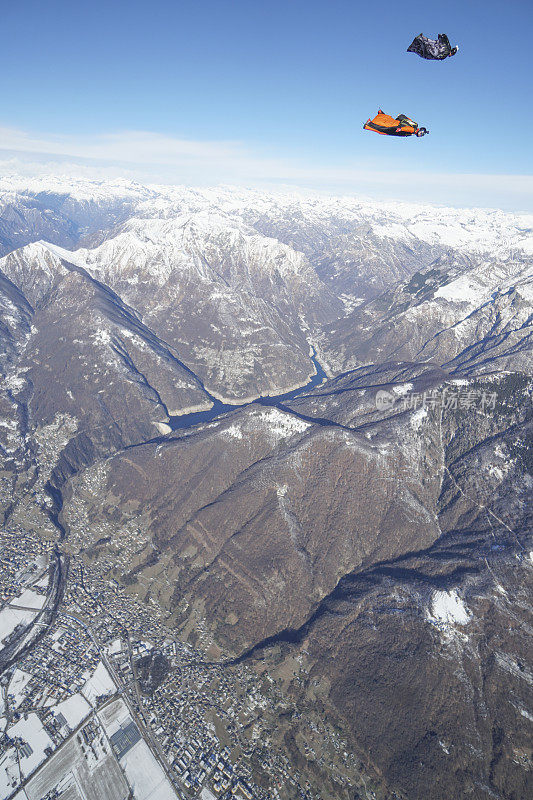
1,175,532,258
1,175,531,395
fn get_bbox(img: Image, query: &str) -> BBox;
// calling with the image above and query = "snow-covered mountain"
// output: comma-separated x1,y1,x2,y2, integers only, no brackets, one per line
321,250,532,375
0,176,155,257
0,221,340,405
0,175,531,800
0,175,531,474
1,174,532,261
1,174,531,399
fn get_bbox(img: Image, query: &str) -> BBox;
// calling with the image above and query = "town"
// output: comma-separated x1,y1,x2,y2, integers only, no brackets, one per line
0,517,361,800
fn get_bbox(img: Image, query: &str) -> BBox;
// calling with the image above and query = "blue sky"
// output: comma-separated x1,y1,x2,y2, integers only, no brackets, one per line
1,0,532,209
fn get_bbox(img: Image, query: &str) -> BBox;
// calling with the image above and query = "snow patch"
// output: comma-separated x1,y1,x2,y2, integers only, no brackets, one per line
0,607,38,648
410,407,428,430
53,693,91,730
220,422,244,440
434,275,490,306
81,662,116,705
427,590,471,629
392,383,413,396
12,590,46,611
7,713,54,778
7,669,33,705
257,408,311,439
105,638,123,655
91,328,112,346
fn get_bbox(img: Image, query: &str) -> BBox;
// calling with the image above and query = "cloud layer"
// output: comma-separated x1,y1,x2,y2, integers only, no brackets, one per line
1,124,532,211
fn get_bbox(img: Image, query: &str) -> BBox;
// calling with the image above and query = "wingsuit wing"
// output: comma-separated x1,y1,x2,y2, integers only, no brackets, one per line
407,34,429,58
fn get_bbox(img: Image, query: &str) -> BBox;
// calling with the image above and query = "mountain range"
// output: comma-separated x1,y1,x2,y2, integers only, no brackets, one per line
0,176,531,800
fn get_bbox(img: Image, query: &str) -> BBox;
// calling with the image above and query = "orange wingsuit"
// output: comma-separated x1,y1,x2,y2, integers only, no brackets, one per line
364,110,428,137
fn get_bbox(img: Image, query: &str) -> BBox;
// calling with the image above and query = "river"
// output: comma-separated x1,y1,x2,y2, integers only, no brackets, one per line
168,348,327,431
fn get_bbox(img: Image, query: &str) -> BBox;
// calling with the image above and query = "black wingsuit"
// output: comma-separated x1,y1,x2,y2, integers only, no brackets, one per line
407,33,455,60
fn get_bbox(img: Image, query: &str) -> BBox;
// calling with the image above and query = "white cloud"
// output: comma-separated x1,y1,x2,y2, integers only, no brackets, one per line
0,125,246,165
0,124,532,211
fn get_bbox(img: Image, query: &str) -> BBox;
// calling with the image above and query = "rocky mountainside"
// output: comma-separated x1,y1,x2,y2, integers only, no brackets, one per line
0,176,531,800
47,213,342,401
319,251,532,375
60,362,532,800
